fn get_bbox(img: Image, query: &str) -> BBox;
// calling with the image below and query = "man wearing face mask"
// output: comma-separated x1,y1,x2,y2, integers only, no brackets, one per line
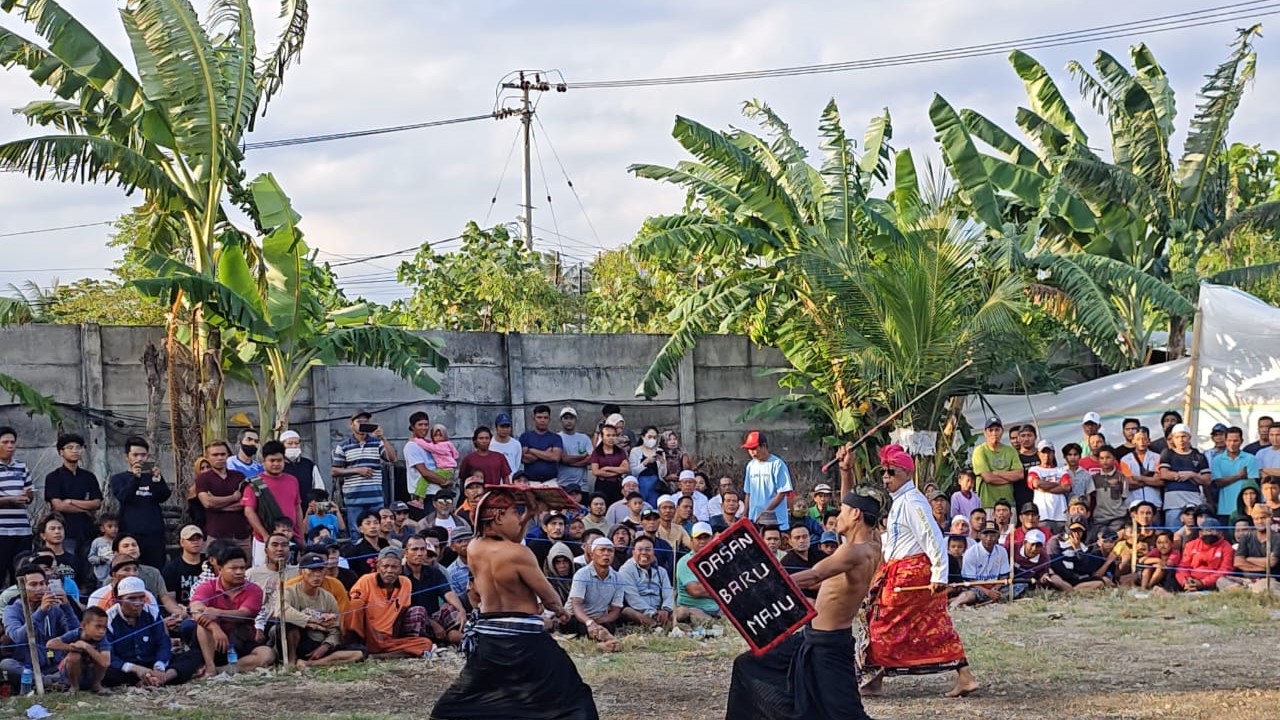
1175,517,1234,592
281,431,326,502
228,428,264,478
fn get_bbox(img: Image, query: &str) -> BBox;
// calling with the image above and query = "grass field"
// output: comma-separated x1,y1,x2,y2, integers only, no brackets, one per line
11,592,1279,720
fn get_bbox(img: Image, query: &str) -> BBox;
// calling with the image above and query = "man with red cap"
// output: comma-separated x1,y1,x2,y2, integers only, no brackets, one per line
861,444,979,699
741,431,794,532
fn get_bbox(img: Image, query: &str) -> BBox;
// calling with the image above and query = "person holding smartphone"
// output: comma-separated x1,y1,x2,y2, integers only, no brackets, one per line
107,436,171,569
331,411,396,540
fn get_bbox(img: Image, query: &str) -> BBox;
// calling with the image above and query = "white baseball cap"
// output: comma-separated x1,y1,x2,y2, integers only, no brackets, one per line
605,413,625,427
1081,412,1102,425
116,576,147,597
678,469,696,481
559,406,577,418
1170,423,1193,437
1025,529,1046,545
691,522,714,538
590,537,614,550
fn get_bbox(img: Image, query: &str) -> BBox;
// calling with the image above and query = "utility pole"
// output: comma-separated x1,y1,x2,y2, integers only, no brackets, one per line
498,71,565,250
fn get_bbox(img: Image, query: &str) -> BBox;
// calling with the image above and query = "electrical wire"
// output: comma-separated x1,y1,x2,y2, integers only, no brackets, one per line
484,124,525,226
241,113,497,150
566,1,1280,89
533,116,604,249
0,221,115,238
531,125,565,260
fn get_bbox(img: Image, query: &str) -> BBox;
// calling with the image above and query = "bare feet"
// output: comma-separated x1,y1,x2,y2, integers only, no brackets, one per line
597,639,621,653
945,667,979,698
295,660,308,670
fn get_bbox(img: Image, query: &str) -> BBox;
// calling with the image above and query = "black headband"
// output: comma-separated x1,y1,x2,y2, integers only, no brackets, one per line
842,492,882,520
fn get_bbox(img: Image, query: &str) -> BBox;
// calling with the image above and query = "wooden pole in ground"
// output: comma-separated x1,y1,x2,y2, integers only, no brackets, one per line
278,565,289,671
1131,514,1139,578
18,578,44,696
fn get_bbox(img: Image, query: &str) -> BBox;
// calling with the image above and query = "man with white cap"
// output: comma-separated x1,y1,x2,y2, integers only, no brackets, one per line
281,430,326,501
568,536,623,651
605,476,647,525
673,469,710,522
1012,528,1071,592
674,523,721,623
1156,423,1212,530
1080,412,1102,456
102,576,203,686
558,406,594,491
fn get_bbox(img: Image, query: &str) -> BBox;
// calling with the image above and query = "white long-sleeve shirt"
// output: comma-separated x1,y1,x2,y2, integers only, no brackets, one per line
881,483,948,585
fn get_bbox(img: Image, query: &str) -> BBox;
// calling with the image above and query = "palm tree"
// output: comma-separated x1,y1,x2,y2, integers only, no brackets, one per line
932,27,1279,365
0,0,308,473
629,101,1031,480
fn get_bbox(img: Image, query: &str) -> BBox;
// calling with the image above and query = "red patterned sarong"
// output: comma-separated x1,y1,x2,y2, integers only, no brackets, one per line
865,553,967,675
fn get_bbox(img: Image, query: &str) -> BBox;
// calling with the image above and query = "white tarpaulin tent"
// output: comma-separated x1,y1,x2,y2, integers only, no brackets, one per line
964,284,1280,450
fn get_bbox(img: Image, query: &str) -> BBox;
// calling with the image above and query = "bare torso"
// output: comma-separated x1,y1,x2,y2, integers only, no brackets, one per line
468,536,542,615
809,536,882,632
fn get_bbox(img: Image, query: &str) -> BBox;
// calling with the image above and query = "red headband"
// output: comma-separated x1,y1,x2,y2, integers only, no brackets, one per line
879,444,915,473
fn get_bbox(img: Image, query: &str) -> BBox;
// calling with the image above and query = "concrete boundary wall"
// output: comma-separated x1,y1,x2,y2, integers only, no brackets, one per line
0,326,826,499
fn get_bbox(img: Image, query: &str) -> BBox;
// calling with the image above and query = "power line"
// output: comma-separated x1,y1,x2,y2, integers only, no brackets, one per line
0,221,115,238
534,115,604,249
566,1,1280,89
241,112,498,150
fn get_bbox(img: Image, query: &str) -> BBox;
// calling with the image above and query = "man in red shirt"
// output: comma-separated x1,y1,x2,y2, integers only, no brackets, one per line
189,544,276,677
1000,503,1051,552
1175,518,1234,592
242,440,303,567
195,440,251,557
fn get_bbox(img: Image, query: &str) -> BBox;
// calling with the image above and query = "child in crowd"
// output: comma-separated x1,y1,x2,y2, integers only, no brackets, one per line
306,489,343,539
46,605,111,694
87,513,118,586
412,424,459,498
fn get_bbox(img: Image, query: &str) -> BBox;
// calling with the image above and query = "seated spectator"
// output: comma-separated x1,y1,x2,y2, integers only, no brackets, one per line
635,509,675,576
1049,516,1111,592
417,492,473,536
284,544,351,612
88,513,119,589
782,525,827,598
674,524,721,624
527,512,567,569
1001,503,1050,551
111,534,185,625
568,538,623,651
343,547,435,658
655,496,692,553
246,533,298,642
952,521,1018,609
709,489,742,534
604,479,645,526
89,554,160,617
102,577,202,687
706,476,743,521
786,495,823,536
543,541,576,607
304,489,343,541
457,474,485,518
163,525,207,608
1217,503,1280,594
759,524,785,562
46,605,110,694
190,545,276,677
967,508,987,544
446,528,473,602
582,493,611,534
806,483,837,523
818,530,839,555
573,529,604,568
671,470,710,522
992,499,1014,544
36,513,90,595
402,536,465,645
343,510,389,577
388,502,417,546
946,534,968,588
949,516,975,548
1141,531,1182,593
1176,518,1234,592
3,563,81,687
673,496,697,535
1172,504,1202,551
604,525,634,570
1014,529,1072,592
617,536,673,629
284,552,366,669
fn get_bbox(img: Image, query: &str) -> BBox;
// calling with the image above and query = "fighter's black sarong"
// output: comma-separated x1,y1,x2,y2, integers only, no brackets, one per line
725,626,870,720
430,613,599,720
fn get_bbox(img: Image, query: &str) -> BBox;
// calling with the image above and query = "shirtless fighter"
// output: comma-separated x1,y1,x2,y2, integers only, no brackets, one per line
724,480,889,720
430,489,600,720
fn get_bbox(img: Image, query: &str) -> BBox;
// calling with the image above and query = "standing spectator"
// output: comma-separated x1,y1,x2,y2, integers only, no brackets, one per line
490,413,523,477
0,426,33,587
519,405,564,484
1213,426,1260,522
1206,423,1230,463
1256,424,1280,483
458,427,512,487
671,470,710,522
949,470,982,521
594,408,638,454
567,537,623,651
1175,518,1234,592
589,425,630,506
1088,447,1130,534
629,426,668,507
674,523,721,623
1080,413,1103,455
617,535,673,629
163,525,206,607
660,430,695,488
1077,434,1108,474
43,432,101,561
1157,423,1212,530
1116,417,1141,460
227,428,264,479
195,440,251,557
332,411,397,538
2,563,79,686
1061,444,1092,501
403,412,448,504
1149,410,1183,454
190,545,275,675
108,436,170,570
741,431,793,531
1121,428,1163,515
1244,416,1274,455
1027,441,1071,534
281,430,326,501
557,407,594,491
242,440,304,565
972,417,1021,511
1012,425,1039,511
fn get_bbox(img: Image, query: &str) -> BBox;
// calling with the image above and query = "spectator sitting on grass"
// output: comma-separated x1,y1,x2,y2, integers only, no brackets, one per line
543,541,575,608
759,522,785,562
709,490,742,534
46,605,110,694
818,530,839,555
1217,503,1280,594
284,552,366,669
343,547,435,658
946,534,968,591
655,496,692,553
1014,529,1073,592
1176,518,1234,592
1141,531,1182,594
2,563,79,688
636,508,675,576
342,510,389,577
605,478,645,526
403,536,466,646
190,545,276,677
617,536,673,630
568,537,622,651
952,521,1017,609
1049,515,1111,592
674,523,721,624
101,577,202,687
950,516,975,548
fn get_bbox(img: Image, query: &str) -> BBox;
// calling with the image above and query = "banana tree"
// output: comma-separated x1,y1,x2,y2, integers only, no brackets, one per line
134,174,450,439
629,101,1032,480
0,0,309,474
932,28,1280,365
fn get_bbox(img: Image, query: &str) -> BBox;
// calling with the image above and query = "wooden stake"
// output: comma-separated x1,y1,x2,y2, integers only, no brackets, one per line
18,580,44,696
277,564,289,672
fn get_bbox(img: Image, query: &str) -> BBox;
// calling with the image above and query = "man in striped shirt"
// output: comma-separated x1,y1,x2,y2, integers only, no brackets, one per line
331,411,397,541
0,426,33,587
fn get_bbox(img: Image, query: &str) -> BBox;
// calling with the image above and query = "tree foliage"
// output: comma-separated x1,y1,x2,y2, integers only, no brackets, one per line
395,222,580,333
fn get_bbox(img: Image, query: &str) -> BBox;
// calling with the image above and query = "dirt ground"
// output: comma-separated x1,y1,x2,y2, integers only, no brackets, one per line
15,592,1280,720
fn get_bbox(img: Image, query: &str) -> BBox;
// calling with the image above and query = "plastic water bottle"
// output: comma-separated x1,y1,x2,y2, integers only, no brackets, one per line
225,647,238,676
19,667,32,695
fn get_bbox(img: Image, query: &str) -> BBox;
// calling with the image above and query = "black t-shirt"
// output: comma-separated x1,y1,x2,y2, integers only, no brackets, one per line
162,556,205,606
1014,452,1038,508
42,466,102,541
1158,448,1210,493
342,538,388,577
405,563,450,613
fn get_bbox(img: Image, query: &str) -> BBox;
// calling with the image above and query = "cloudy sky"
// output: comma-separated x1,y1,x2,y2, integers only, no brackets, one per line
2,0,1278,304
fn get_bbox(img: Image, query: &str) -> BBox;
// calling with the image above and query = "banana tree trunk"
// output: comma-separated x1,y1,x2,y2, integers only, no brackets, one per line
1167,314,1188,359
